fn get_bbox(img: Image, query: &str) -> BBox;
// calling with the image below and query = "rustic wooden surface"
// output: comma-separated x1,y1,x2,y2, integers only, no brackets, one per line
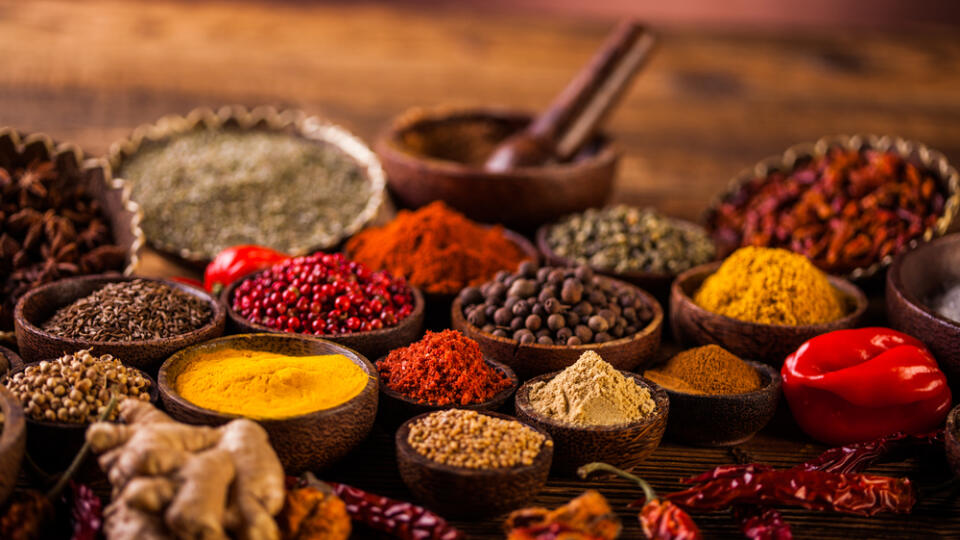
2,1,960,538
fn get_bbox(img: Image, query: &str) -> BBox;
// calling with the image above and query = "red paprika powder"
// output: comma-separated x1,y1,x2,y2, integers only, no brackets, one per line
378,330,512,405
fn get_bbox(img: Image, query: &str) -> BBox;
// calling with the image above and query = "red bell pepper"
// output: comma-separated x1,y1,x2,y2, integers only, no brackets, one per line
203,245,289,295
781,327,952,445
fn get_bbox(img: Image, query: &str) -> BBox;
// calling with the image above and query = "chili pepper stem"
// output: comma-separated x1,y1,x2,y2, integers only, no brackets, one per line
46,394,119,500
578,462,658,502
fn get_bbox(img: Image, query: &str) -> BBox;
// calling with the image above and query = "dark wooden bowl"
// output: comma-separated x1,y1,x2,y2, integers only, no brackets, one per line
536,220,715,307
14,275,226,370
670,262,868,365
0,128,144,328
8,361,158,471
375,356,518,426
451,276,663,380
656,360,781,446
0,345,24,377
946,404,960,479
514,372,668,475
886,234,960,393
158,333,379,473
395,410,553,518
222,273,425,361
0,386,26,506
376,107,619,232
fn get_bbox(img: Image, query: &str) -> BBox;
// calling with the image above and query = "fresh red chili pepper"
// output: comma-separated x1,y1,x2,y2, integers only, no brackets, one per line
668,465,915,516
781,327,952,445
579,462,703,540
203,244,289,295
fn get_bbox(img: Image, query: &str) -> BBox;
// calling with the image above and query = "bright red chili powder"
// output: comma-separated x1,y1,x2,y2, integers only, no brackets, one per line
378,330,512,405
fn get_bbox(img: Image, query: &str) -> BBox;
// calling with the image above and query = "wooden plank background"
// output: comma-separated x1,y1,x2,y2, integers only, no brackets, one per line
2,1,959,538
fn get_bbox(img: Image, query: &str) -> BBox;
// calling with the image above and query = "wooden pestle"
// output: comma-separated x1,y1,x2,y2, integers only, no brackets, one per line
484,21,655,172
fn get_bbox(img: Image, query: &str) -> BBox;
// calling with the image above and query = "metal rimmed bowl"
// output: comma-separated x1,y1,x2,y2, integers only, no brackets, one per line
704,134,960,280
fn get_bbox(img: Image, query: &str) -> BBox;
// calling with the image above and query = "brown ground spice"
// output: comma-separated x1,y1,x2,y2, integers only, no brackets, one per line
644,345,761,395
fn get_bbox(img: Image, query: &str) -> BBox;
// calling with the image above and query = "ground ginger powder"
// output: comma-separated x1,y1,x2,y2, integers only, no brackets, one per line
175,348,369,419
527,351,655,427
694,246,846,326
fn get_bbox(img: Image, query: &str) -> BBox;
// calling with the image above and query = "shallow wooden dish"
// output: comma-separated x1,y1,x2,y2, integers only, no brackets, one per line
376,106,618,231
536,220,715,305
375,356,518,426
14,274,226,369
395,410,552,518
0,128,144,328
886,234,960,392
451,276,663,380
514,371,668,475
0,386,26,506
670,262,868,365
654,360,780,446
0,345,24,377
946,404,960,479
158,333,379,473
223,274,425,361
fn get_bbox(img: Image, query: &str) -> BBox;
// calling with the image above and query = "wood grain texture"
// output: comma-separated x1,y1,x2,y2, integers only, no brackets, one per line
2,1,960,537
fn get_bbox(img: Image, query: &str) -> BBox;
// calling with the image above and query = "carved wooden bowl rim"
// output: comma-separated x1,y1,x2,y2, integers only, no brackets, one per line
887,234,960,330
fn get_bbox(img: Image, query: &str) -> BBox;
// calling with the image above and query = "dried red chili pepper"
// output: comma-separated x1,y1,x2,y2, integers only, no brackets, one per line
203,244,289,294
66,481,102,540
732,507,792,540
504,490,621,540
0,491,54,540
579,462,703,540
327,482,464,540
800,431,943,474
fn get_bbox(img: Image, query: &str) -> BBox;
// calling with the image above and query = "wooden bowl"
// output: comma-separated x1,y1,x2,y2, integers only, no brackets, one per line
376,106,618,232
0,386,26,506
0,345,24,377
946,404,960,479
14,275,226,369
158,333,378,473
222,273,425,361
655,361,781,446
886,234,960,393
107,105,386,265
670,262,868,365
451,276,663,380
514,371,668,475
0,128,144,328
375,356,518,426
536,219,715,306
395,410,553,518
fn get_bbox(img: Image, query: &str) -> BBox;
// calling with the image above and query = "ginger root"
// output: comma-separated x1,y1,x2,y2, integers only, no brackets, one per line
87,399,285,540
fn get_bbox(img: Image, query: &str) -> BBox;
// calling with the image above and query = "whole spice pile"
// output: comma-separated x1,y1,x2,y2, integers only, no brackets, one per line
378,330,512,405
545,205,715,274
346,201,531,295
0,159,126,326
120,130,377,258
708,147,949,274
526,351,656,427
406,409,550,469
42,279,212,341
175,348,369,419
645,345,761,395
694,247,846,326
231,253,414,335
1,349,150,423
459,264,653,345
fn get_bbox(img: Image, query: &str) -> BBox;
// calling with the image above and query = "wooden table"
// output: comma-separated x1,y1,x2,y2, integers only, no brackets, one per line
2,1,960,538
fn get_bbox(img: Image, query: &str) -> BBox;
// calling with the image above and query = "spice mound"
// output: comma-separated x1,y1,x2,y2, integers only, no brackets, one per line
694,247,846,326
346,201,531,295
120,130,377,258
546,205,715,274
378,330,512,405
232,252,414,335
175,348,369,419
1,349,151,423
0,159,127,327
42,279,212,341
645,345,761,395
527,351,655,427
459,264,654,346
407,409,550,469
708,146,948,274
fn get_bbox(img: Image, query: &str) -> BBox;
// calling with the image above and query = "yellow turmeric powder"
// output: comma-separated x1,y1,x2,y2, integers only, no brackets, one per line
175,349,369,419
694,247,846,326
